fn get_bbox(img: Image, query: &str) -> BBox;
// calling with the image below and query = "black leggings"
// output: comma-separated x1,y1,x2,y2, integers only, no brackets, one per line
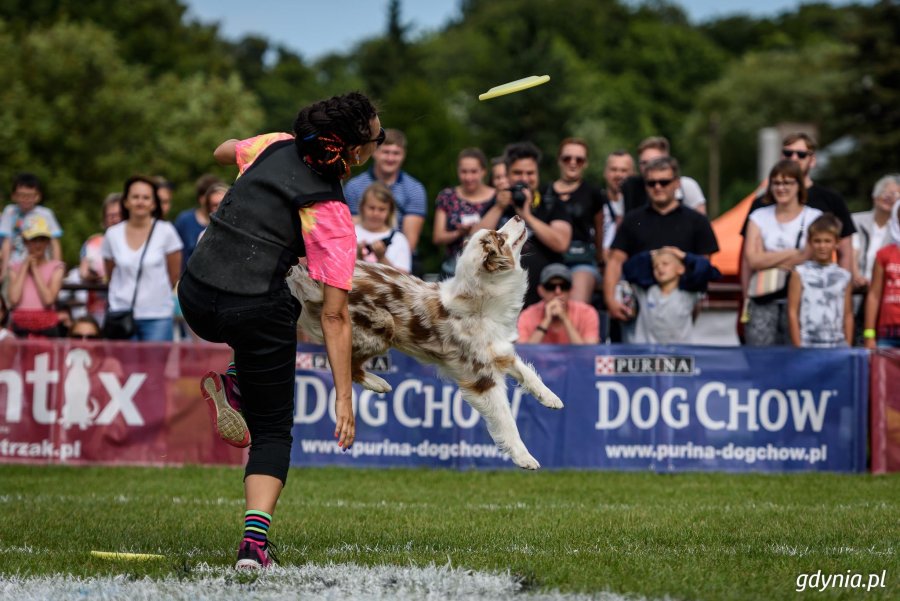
178,271,300,484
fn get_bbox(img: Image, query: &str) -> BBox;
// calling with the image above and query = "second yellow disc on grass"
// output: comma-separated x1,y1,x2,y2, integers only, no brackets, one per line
90,550,164,561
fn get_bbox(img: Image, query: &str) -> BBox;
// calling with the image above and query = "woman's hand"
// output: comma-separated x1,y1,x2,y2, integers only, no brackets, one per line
369,240,387,260
494,187,513,209
334,396,356,449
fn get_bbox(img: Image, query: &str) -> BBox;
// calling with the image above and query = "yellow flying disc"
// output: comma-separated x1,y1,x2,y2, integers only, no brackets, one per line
478,75,550,101
91,550,165,561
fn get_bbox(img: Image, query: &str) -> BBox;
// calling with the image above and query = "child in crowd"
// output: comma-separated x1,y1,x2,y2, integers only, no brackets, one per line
787,214,853,347
622,247,718,344
0,173,63,279
7,217,65,338
78,193,123,324
69,315,103,339
355,182,411,273
864,201,900,348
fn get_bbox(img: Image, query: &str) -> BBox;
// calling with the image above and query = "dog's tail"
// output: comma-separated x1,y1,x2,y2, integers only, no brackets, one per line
286,264,324,304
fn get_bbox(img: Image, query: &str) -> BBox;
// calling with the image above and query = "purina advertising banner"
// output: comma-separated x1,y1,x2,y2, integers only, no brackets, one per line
291,344,869,473
0,340,243,467
0,340,868,473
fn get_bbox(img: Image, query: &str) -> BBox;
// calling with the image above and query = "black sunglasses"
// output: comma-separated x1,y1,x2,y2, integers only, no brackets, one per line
368,127,386,147
645,178,674,188
544,280,571,292
560,155,586,166
782,149,811,159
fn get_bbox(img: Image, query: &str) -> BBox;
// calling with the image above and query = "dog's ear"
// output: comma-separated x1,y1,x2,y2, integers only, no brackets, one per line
481,232,512,273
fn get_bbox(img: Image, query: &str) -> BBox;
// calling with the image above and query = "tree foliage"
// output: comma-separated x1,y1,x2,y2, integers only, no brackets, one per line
679,42,854,209
827,0,900,204
0,0,889,267
0,18,262,261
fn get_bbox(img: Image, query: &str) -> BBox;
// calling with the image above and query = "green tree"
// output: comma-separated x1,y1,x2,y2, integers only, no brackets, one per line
678,43,853,214
0,20,262,264
826,0,900,205
0,0,234,77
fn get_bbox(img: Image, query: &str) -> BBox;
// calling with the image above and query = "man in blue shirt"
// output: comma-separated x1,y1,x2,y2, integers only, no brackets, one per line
344,129,427,266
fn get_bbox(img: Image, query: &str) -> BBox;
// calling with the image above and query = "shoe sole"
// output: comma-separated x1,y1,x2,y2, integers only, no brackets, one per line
201,372,251,448
235,558,266,570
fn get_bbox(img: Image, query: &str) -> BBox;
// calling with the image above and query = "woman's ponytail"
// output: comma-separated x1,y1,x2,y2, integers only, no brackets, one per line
294,92,377,181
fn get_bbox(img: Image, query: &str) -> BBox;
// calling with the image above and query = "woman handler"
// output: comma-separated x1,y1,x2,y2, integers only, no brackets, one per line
178,92,382,569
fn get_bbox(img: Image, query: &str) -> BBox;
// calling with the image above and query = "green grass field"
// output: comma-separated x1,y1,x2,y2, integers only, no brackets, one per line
2,465,897,600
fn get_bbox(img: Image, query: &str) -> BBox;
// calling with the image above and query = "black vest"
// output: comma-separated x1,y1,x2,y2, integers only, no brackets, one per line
187,140,345,294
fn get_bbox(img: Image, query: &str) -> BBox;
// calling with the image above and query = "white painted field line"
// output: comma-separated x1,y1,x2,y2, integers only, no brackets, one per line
0,562,648,601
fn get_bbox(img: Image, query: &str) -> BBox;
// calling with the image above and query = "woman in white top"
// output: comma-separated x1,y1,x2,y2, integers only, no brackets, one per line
102,175,183,341
355,182,411,273
744,160,822,345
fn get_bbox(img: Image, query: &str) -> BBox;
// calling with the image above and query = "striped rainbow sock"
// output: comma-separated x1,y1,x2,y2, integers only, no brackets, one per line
243,510,272,546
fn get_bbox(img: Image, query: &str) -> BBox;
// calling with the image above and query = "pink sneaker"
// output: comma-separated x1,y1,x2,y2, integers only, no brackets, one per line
235,540,277,569
201,371,250,448
221,372,242,411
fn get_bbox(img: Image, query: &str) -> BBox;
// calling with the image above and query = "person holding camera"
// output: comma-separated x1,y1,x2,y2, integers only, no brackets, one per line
479,141,572,306
355,182,411,272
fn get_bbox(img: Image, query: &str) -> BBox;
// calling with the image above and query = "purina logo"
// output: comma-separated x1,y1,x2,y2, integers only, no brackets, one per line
296,352,393,373
296,352,330,371
595,355,696,376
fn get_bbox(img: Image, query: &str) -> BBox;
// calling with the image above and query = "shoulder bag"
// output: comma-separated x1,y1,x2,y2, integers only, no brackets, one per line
103,219,157,339
747,210,806,304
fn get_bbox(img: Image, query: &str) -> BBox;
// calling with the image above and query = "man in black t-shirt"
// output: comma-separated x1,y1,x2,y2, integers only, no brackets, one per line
739,132,862,287
479,141,572,306
604,157,719,322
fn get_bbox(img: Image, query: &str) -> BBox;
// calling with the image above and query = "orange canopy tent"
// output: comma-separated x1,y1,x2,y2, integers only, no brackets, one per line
710,189,759,277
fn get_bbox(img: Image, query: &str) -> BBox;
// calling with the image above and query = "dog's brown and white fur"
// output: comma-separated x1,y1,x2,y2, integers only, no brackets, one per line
287,216,563,469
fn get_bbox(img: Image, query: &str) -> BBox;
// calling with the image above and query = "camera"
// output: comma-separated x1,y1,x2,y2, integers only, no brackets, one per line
508,182,529,208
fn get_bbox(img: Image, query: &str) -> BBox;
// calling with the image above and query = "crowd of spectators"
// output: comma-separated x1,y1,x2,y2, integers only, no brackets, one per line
2,129,897,349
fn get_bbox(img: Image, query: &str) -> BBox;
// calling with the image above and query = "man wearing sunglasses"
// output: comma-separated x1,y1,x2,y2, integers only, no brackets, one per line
518,263,599,344
604,157,719,323
619,136,707,216
344,128,427,274
740,132,861,287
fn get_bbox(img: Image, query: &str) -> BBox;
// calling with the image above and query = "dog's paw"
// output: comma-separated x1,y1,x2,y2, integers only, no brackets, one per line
358,372,392,394
539,392,564,410
511,450,540,470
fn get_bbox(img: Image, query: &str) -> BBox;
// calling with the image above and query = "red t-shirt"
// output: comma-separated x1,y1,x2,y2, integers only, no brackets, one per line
875,244,900,335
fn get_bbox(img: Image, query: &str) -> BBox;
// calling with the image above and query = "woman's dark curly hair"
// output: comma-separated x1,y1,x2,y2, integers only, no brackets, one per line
293,92,378,181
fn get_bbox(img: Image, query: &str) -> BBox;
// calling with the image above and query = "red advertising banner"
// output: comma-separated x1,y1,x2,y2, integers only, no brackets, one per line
0,339,244,467
870,349,900,474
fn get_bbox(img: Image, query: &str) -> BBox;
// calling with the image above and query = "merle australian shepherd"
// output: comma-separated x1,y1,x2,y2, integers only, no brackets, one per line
287,216,563,469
